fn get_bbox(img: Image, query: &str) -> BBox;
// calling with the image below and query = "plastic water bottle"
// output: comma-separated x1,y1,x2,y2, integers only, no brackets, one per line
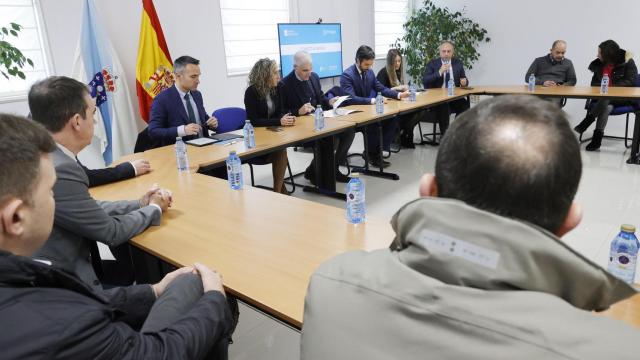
607,224,639,284
528,73,536,92
314,107,325,131
409,83,417,102
447,78,455,96
175,137,189,172
600,74,610,94
226,150,243,190
375,92,384,114
346,173,365,224
243,120,255,148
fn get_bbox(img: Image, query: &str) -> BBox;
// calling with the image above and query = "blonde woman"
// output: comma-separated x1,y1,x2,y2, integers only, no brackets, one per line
243,58,292,194
376,49,417,148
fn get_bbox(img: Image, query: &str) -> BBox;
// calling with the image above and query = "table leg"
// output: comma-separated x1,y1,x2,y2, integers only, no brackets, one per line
627,111,640,165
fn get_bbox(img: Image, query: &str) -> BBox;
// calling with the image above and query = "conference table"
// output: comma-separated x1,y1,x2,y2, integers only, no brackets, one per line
92,84,640,331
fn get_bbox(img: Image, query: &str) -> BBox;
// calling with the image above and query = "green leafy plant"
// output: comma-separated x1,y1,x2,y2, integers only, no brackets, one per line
392,0,490,84
0,22,34,80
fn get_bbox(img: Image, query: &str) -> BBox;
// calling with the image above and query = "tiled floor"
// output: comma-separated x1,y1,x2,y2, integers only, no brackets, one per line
233,116,640,359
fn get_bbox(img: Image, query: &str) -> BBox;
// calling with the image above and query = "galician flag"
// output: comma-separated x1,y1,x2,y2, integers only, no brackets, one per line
71,0,138,165
136,0,173,123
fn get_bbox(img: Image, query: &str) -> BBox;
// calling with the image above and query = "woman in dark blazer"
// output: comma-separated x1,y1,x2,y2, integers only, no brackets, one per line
376,49,418,148
243,58,293,194
574,40,638,151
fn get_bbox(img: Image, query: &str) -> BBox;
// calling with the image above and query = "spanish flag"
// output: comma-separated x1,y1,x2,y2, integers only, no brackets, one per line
136,0,172,123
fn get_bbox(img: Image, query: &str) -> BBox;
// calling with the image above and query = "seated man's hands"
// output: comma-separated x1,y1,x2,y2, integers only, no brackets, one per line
206,116,218,129
151,266,194,298
131,159,151,176
194,262,226,297
140,183,173,212
280,113,296,126
185,123,201,136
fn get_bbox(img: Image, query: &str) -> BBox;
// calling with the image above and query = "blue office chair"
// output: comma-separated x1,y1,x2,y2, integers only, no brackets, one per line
580,75,640,148
212,107,295,193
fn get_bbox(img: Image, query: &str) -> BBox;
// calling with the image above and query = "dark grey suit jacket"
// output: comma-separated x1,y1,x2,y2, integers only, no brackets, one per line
35,147,161,289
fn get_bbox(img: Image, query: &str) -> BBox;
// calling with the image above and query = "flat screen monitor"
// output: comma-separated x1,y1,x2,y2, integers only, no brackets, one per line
277,23,343,79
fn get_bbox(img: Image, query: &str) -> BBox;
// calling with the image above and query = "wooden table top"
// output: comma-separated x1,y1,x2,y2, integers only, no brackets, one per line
120,118,355,172
474,85,640,100
90,172,395,328
98,83,640,330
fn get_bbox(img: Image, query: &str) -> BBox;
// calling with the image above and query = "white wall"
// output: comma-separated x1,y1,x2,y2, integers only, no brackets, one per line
431,0,640,135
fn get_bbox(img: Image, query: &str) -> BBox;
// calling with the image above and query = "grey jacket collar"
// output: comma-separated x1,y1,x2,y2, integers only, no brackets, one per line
390,197,637,311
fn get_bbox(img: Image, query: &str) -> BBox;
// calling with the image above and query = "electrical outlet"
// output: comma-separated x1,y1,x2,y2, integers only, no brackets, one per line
470,94,481,103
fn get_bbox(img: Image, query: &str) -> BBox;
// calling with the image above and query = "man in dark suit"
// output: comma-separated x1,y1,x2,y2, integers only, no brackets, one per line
341,45,409,168
28,76,172,289
0,113,234,359
279,51,355,183
422,41,470,135
148,55,218,146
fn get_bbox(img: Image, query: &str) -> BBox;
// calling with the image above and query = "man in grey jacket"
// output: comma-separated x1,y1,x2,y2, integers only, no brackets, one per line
525,40,577,107
301,95,639,359
29,76,172,289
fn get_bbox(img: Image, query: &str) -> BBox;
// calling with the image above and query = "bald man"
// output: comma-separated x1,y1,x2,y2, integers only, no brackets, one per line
301,95,639,359
279,50,355,184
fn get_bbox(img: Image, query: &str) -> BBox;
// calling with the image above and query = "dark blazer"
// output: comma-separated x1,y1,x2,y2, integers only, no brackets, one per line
422,58,468,89
279,70,331,115
244,85,286,127
376,67,403,89
340,64,398,106
34,148,161,289
0,250,232,359
148,85,210,146
81,161,135,188
588,49,638,107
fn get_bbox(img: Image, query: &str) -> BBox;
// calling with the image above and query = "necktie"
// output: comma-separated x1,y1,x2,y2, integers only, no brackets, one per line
361,71,366,92
184,93,202,137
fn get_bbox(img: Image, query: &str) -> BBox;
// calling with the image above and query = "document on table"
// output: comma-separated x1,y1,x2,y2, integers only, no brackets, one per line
322,95,361,117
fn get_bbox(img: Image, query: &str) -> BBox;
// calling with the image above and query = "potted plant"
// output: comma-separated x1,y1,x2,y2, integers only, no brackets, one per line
393,0,490,84
0,23,33,80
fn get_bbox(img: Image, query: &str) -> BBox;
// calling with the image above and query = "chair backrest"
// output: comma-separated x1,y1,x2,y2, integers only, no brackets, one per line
325,86,344,99
134,127,160,152
213,107,247,133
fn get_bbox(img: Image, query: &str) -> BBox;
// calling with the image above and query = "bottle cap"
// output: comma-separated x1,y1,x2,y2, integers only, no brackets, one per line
245,120,250,123
351,173,360,178
229,150,237,155
176,137,182,140
621,224,636,233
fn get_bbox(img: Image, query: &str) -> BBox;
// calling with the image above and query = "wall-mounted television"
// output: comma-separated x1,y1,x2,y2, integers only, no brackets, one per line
277,23,343,79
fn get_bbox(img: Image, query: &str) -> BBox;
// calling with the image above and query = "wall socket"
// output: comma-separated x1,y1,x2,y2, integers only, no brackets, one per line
470,94,481,104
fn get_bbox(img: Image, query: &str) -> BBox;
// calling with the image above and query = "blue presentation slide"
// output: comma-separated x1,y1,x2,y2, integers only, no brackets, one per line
278,23,343,78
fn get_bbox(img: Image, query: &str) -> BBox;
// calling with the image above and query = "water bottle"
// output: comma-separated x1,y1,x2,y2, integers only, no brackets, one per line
528,73,536,92
607,224,639,284
375,92,384,114
346,173,365,224
447,78,455,96
600,74,610,94
175,137,189,172
314,107,325,131
409,83,417,102
226,150,243,190
242,120,255,148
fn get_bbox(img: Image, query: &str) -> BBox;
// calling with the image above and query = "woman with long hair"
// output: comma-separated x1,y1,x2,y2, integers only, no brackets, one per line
574,40,638,151
377,49,418,148
243,58,293,193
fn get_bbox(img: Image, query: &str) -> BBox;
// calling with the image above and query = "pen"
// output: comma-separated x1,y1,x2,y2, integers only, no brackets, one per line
224,140,238,146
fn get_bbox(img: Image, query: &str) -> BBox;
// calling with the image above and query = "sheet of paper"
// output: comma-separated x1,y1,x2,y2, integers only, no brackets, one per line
332,95,351,110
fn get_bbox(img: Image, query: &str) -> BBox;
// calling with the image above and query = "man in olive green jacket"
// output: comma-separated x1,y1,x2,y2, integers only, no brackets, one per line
301,95,639,359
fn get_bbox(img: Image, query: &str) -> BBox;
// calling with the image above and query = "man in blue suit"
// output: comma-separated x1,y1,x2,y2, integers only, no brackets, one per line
148,56,218,147
341,45,409,168
279,51,355,183
422,41,470,135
